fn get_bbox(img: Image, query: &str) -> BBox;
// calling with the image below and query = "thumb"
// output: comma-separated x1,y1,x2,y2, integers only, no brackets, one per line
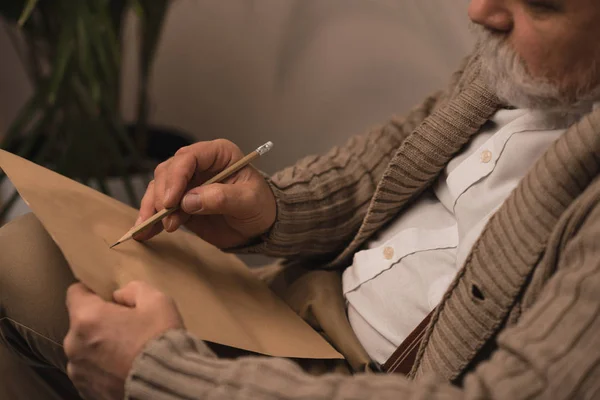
113,281,148,307
181,183,256,217
66,283,100,312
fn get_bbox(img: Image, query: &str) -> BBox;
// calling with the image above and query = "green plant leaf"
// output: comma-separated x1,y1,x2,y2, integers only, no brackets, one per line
71,77,140,205
76,12,102,104
17,0,39,26
130,0,145,18
47,27,75,105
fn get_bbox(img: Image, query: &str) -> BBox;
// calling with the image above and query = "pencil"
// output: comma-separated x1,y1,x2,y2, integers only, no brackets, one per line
110,141,274,249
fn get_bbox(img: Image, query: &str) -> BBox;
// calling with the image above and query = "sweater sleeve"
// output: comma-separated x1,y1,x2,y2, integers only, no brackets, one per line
230,52,481,261
229,91,443,261
126,199,600,400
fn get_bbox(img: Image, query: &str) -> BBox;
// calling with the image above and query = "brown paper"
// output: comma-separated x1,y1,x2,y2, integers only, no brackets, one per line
0,150,342,359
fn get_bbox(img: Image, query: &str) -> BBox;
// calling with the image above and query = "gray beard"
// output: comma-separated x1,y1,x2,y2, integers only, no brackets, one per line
474,25,600,113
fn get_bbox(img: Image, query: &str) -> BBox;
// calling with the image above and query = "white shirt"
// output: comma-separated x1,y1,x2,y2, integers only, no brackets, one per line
342,107,583,365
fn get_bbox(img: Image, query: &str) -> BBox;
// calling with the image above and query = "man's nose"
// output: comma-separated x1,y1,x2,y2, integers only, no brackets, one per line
468,0,513,33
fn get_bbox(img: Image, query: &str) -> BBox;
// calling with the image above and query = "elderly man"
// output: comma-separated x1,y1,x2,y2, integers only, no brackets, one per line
2,0,600,399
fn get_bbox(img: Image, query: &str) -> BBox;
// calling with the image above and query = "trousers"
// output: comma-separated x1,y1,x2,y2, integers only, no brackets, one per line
0,213,82,399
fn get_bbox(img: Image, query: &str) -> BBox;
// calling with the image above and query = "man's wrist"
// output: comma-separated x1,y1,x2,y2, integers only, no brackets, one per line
125,329,216,399
224,172,281,253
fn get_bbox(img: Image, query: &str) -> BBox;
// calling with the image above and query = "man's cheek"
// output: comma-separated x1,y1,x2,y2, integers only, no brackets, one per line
509,18,554,78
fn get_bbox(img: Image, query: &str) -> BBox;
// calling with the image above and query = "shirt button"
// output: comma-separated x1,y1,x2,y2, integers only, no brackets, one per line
383,246,394,260
480,150,492,163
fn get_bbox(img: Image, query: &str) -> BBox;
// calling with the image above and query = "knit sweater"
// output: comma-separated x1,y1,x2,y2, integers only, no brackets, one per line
125,55,600,399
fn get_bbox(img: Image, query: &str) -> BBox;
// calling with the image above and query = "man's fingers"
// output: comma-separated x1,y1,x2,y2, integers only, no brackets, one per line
163,150,197,209
65,283,97,312
163,210,191,233
153,161,171,228
112,281,152,308
181,182,258,217
112,281,145,307
134,179,189,239
138,180,157,223
137,140,251,238
164,140,245,206
65,283,105,335
112,288,136,308
134,181,164,241
133,222,163,242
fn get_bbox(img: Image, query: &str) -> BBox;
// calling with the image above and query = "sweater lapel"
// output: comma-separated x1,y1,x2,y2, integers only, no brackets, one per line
331,76,500,266
412,108,600,381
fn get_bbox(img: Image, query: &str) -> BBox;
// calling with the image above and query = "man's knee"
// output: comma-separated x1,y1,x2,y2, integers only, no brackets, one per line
0,213,74,310
0,213,75,369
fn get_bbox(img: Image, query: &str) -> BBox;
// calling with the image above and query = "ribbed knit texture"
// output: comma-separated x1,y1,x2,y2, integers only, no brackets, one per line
234,55,491,267
239,92,443,262
412,97,600,382
126,58,600,399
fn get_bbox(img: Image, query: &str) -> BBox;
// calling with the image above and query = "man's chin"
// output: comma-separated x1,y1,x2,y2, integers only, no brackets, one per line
495,85,574,112
482,68,599,113
502,87,598,114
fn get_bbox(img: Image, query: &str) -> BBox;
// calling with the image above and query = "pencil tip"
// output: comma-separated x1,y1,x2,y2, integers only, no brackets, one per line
109,242,120,249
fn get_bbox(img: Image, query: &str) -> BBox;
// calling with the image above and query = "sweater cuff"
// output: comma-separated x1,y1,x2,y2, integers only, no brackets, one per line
125,329,216,399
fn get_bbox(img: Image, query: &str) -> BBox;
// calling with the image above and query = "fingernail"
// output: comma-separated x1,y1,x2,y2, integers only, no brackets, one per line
135,216,143,226
165,188,172,205
166,216,174,231
183,194,201,212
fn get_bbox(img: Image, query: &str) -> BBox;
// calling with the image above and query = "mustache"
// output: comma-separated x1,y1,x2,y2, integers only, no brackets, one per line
471,23,529,79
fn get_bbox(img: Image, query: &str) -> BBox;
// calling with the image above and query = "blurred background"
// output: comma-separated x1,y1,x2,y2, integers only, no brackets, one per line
0,0,472,262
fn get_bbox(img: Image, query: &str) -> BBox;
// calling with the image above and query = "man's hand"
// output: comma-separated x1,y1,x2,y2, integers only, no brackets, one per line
64,281,184,400
134,139,277,249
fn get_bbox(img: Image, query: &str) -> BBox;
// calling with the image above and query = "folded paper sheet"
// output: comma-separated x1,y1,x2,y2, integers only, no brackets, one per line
0,150,341,359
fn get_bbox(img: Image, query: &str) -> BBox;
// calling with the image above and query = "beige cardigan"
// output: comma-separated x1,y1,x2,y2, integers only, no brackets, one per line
125,55,600,399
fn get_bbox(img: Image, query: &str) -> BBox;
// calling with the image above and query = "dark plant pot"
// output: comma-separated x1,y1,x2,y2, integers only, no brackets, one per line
0,125,195,221
125,124,194,165
4,125,194,177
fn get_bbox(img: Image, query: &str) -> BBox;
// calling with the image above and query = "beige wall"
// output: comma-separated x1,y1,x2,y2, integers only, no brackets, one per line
1,0,473,174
